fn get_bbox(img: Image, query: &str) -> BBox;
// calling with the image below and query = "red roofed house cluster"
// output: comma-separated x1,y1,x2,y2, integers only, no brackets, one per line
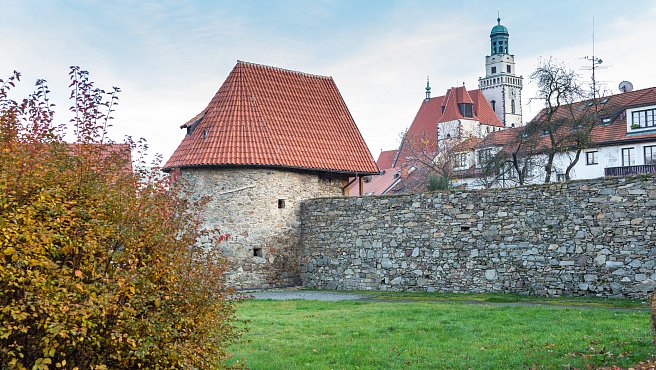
357,17,656,194
163,61,378,288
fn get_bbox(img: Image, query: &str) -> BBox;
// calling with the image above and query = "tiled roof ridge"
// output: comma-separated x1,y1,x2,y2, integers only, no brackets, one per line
618,86,656,108
237,63,285,164
237,60,333,80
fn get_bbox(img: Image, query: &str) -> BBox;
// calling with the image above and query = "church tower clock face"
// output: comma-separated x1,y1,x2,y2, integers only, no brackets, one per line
478,17,523,127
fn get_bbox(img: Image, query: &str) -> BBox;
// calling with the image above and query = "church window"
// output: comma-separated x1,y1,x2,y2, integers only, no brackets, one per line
507,65,511,73
458,103,474,118
491,66,497,74
511,99,516,114
491,100,496,111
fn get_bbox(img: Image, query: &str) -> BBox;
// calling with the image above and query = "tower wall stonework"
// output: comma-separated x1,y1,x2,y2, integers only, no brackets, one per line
180,167,345,289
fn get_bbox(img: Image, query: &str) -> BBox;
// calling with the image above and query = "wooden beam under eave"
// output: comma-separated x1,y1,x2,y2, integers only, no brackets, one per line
359,175,363,196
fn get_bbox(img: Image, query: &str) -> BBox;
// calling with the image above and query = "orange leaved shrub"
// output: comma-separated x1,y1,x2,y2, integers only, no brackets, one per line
0,68,242,369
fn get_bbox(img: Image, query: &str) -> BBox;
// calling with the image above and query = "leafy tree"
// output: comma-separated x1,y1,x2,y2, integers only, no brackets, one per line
0,68,242,369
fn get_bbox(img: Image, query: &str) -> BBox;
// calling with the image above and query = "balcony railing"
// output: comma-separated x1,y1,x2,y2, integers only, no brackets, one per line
604,164,656,177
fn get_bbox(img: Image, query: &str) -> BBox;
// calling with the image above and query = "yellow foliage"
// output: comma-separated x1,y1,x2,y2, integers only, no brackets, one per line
0,68,243,369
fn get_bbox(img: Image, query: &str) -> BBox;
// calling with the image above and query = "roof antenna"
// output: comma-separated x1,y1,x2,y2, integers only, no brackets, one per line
583,16,602,103
425,76,431,101
497,9,501,24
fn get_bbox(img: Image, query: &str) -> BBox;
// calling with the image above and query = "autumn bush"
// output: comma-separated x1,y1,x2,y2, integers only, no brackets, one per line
0,68,242,369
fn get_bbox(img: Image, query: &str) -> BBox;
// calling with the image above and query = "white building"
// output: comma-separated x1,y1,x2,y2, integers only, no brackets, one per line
454,86,656,188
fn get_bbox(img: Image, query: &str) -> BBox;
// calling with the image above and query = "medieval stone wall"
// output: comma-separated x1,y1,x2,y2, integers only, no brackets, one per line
300,175,656,298
181,167,345,289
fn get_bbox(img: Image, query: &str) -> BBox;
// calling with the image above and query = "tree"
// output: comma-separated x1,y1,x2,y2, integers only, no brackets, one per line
397,123,475,192
530,58,606,182
0,68,242,369
478,124,546,187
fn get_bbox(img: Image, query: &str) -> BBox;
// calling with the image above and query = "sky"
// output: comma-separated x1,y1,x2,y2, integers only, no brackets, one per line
2,0,656,163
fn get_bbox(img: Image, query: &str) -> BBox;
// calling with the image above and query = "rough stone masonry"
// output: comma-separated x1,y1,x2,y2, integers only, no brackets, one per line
300,174,656,298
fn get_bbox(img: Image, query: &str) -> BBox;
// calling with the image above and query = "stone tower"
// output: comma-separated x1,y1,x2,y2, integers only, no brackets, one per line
163,61,378,289
478,17,523,127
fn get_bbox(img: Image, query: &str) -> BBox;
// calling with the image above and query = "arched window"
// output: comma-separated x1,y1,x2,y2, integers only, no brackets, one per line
491,100,496,112
511,99,516,114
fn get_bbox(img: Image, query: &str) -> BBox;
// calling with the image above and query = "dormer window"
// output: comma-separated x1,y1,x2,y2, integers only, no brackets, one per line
630,108,655,129
458,103,474,118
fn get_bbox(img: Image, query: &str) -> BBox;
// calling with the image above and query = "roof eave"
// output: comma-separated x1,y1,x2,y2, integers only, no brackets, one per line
161,163,379,176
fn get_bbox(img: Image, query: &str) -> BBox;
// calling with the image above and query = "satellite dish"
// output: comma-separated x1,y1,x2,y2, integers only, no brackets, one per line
619,81,634,93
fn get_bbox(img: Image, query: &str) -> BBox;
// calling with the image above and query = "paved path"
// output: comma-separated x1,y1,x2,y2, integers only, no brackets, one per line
249,290,367,301
246,289,648,311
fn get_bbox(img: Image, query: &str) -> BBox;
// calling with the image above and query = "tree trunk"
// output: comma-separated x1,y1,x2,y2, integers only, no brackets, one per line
564,150,582,181
544,152,555,183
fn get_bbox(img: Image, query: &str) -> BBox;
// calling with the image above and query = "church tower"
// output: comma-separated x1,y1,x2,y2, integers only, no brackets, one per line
478,17,523,127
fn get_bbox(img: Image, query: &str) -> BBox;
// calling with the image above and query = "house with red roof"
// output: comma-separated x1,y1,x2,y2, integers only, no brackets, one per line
453,86,656,188
163,61,378,288
354,17,524,195
353,82,507,195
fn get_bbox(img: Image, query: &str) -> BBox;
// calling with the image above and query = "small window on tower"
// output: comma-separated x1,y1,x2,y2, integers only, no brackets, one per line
507,65,511,73
491,66,497,74
491,100,496,112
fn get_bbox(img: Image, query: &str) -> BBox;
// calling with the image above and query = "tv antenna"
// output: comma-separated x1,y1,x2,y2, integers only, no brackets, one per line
583,17,604,100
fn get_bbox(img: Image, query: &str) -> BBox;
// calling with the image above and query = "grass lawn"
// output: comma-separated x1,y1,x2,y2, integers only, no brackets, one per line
228,293,654,369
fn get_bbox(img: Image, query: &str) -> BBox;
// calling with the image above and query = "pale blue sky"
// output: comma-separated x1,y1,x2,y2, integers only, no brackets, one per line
2,0,655,161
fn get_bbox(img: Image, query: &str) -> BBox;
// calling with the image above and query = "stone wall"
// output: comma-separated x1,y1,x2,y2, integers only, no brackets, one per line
300,175,656,298
181,167,345,289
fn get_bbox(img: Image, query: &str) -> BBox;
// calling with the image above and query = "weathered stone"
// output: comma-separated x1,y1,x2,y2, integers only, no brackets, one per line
299,174,656,298
485,269,497,280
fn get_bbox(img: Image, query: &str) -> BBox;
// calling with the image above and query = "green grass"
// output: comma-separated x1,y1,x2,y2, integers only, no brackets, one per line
228,296,654,369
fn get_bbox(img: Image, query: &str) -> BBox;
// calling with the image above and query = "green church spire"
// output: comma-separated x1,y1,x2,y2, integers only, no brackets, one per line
490,16,509,55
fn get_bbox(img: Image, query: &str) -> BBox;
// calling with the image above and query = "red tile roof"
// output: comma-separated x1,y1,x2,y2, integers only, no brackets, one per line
348,168,401,196
468,89,504,127
529,86,656,146
392,85,502,168
163,61,378,175
471,87,656,154
376,149,397,169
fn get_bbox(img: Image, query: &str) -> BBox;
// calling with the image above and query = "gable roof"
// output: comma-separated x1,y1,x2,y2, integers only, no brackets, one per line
468,89,504,127
376,149,397,169
469,87,656,156
392,85,503,168
163,61,378,175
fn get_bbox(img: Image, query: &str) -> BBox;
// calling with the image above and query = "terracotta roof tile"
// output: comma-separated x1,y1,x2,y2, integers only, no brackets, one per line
376,149,397,169
530,87,656,146
468,89,504,127
164,61,378,174
348,168,401,196
393,96,444,167
472,87,656,153
393,86,502,167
